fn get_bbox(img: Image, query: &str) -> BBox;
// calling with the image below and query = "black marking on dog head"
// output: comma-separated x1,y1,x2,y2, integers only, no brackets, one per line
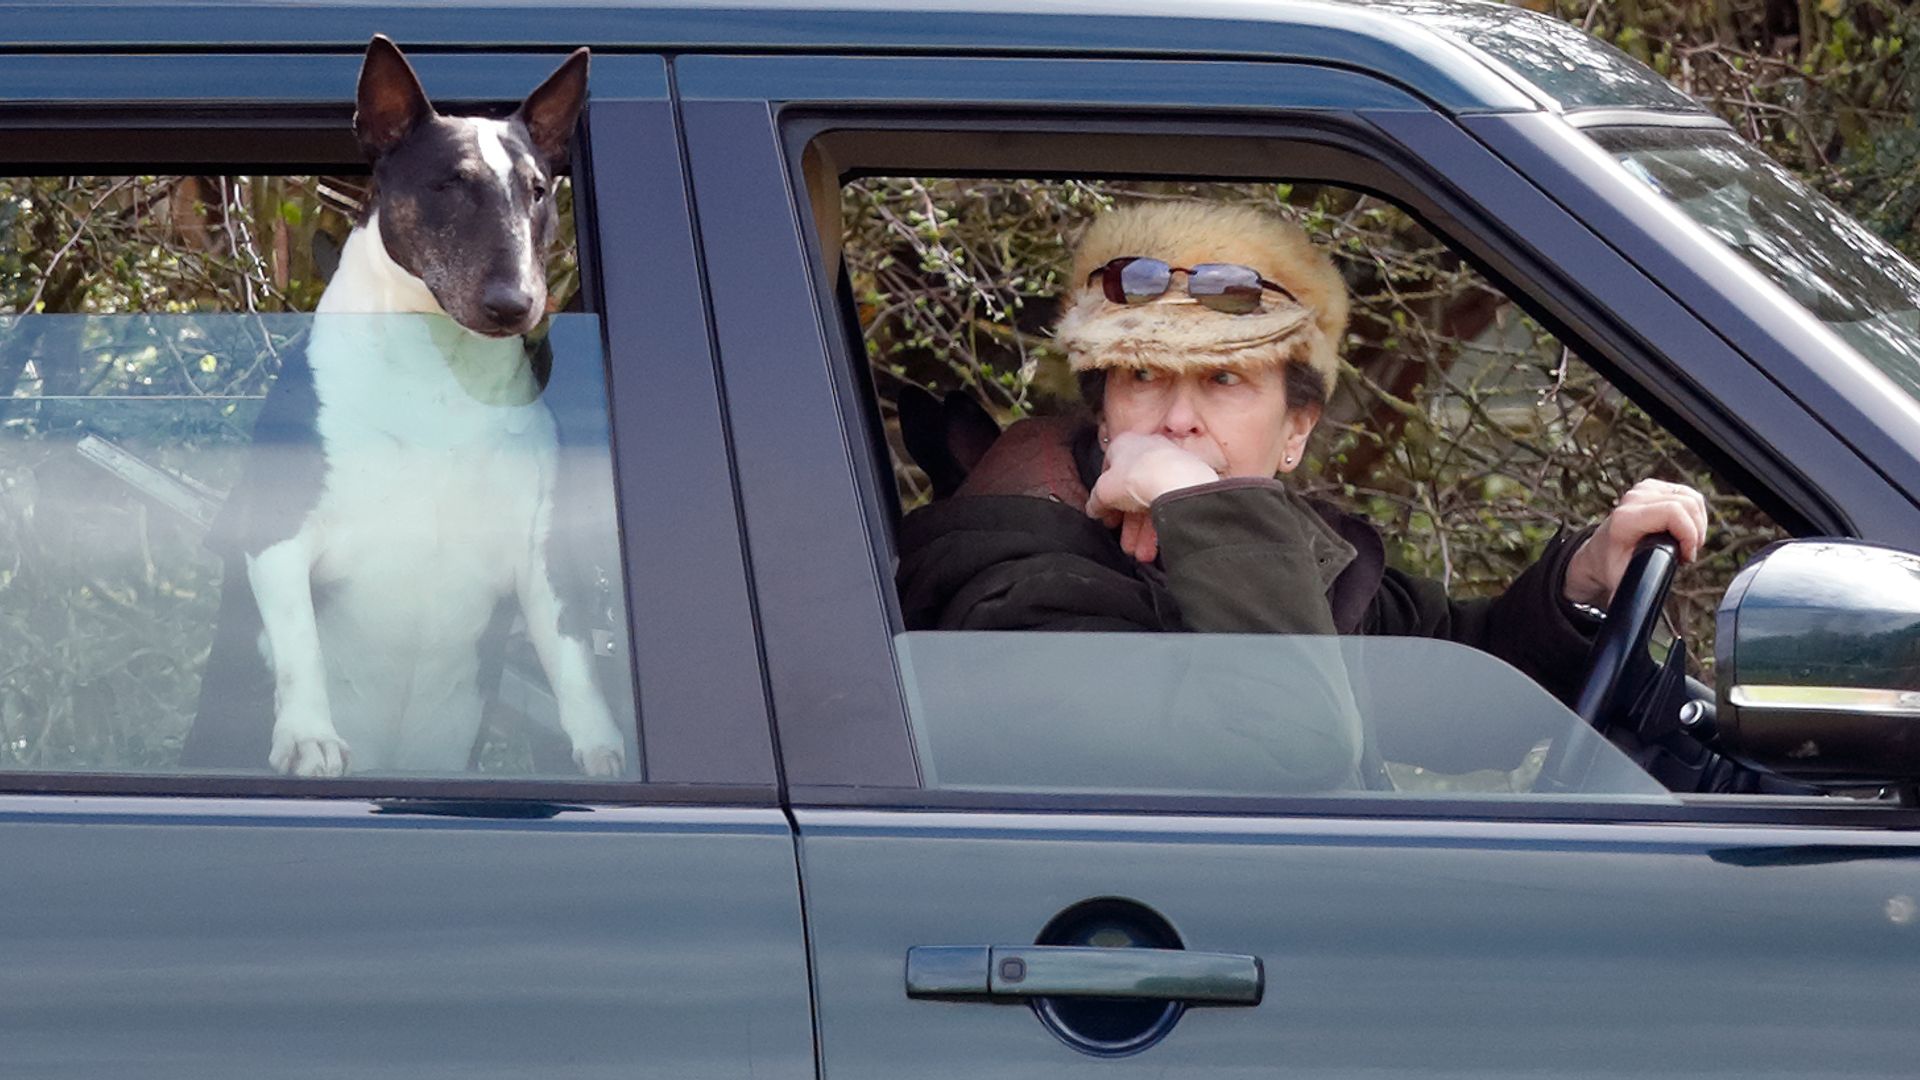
898,388,1002,499
354,37,590,337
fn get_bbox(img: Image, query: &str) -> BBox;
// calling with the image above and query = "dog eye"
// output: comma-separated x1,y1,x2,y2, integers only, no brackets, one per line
530,181,549,202
431,175,463,193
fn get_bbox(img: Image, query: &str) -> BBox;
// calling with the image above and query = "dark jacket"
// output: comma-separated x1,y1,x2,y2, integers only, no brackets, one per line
895,418,1601,773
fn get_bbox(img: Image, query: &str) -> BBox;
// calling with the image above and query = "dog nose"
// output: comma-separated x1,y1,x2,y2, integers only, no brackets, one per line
482,285,534,326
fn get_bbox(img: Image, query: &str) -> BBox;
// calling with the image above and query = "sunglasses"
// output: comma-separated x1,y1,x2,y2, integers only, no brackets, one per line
1087,256,1300,315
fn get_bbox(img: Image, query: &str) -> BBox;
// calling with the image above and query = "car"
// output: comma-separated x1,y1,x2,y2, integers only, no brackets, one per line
2,1,1919,1077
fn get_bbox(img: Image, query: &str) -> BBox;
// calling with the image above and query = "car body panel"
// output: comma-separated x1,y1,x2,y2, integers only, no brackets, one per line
676,54,1433,112
0,799,816,1080
0,1,1538,114
0,52,669,102
798,810,1920,1078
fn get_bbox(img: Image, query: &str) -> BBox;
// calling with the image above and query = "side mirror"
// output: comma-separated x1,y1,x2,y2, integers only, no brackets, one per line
1715,539,1920,785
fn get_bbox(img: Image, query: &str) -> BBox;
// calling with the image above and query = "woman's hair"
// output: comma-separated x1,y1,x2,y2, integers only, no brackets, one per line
1075,361,1327,418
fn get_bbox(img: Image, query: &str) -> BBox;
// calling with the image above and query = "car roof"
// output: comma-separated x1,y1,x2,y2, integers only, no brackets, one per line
0,0,1706,117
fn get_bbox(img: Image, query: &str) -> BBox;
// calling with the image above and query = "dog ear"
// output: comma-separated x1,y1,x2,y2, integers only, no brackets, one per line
942,392,1001,477
517,48,591,169
355,35,435,158
898,388,1002,500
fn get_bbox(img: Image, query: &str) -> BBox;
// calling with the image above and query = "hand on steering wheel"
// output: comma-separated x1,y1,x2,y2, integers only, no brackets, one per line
1535,534,1681,793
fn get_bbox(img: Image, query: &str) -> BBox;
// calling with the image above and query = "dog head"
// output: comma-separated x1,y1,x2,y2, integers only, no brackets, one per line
353,35,588,337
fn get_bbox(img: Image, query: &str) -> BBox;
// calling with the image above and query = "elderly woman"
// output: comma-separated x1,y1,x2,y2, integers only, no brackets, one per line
896,201,1709,712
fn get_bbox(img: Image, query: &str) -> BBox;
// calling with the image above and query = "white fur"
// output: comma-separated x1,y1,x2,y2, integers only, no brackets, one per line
472,118,515,185
468,118,543,304
247,211,622,777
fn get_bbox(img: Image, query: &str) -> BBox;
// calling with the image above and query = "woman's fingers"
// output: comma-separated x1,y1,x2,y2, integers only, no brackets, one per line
1131,513,1159,564
1613,480,1709,561
1119,512,1158,563
1086,470,1134,521
1565,479,1712,607
1096,482,1159,563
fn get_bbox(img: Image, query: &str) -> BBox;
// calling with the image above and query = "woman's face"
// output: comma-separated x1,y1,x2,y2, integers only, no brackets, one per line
1098,362,1319,478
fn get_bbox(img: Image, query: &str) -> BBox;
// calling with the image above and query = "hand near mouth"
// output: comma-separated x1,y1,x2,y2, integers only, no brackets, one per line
1087,432,1220,563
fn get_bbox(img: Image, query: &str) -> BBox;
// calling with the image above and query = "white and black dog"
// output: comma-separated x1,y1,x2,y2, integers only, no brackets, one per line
184,37,624,778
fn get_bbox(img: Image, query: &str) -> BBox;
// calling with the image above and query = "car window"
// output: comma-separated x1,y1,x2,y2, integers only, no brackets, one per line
0,172,643,782
899,632,1671,799
839,174,1787,798
1594,125,1920,406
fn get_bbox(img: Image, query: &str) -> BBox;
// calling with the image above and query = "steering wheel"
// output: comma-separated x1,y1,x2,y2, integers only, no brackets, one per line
1535,534,1679,792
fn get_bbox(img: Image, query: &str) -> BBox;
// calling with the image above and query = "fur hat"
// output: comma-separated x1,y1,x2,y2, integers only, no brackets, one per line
1053,201,1349,397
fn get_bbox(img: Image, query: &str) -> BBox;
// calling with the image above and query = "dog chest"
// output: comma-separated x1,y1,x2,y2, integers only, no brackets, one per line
303,317,557,604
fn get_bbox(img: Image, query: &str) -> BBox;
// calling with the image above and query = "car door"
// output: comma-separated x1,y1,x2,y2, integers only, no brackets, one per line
677,51,1920,1078
0,48,812,1079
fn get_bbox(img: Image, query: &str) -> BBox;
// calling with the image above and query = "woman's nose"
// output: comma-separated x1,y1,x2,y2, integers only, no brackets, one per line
1159,382,1204,437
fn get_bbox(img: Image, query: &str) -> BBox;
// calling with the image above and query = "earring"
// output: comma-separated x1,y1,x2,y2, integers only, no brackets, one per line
1100,434,1110,447
1284,453,1296,466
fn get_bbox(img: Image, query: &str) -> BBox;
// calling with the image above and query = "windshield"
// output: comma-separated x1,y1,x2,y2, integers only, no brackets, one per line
1593,125,1920,403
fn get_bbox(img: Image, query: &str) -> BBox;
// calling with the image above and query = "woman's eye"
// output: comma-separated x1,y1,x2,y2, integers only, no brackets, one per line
1210,370,1243,386
1131,368,1158,383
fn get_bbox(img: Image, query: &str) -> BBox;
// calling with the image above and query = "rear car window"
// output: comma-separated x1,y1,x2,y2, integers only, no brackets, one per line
0,173,643,781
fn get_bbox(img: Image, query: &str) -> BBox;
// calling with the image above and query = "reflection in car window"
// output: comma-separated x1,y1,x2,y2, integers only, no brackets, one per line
898,632,1673,800
1373,0,1703,114
0,314,635,778
1596,125,1920,403
0,175,637,780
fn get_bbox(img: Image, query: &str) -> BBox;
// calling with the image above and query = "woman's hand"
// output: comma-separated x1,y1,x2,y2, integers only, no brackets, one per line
1087,432,1219,563
1563,478,1709,608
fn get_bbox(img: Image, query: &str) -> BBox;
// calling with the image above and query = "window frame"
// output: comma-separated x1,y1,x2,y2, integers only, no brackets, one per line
679,53,1920,826
0,51,779,803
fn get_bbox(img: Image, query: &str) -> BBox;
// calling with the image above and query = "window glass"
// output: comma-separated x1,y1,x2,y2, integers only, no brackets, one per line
844,175,1786,797
1595,125,1920,405
0,174,640,780
899,632,1671,799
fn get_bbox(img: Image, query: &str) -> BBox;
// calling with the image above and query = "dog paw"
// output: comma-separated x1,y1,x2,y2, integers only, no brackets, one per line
573,743,625,778
269,726,351,777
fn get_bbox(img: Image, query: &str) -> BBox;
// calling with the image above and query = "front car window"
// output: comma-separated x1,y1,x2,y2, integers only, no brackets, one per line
842,173,1786,802
1594,125,1920,404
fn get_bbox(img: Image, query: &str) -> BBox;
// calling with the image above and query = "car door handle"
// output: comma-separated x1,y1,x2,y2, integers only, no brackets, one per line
905,945,1263,1005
